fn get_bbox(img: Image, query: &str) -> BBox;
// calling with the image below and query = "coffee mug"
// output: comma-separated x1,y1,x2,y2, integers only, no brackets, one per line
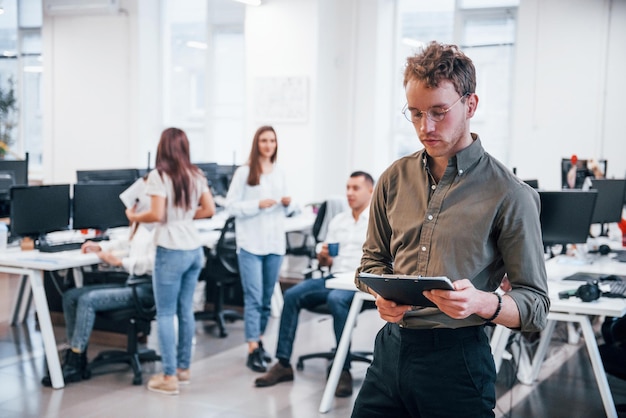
328,242,340,257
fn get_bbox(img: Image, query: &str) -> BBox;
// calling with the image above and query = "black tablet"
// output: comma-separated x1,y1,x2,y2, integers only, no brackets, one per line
358,272,454,307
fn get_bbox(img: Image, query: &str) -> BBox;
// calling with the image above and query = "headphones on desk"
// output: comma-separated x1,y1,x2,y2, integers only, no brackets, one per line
558,281,602,302
588,244,612,256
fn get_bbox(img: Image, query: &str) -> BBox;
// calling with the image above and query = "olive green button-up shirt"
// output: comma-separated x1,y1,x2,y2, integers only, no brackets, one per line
356,136,549,332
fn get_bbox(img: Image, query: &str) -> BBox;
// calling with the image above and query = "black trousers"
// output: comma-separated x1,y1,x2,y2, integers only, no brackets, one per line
352,323,496,418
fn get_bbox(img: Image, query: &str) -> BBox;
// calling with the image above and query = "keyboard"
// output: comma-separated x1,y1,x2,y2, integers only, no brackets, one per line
38,241,84,253
605,280,626,298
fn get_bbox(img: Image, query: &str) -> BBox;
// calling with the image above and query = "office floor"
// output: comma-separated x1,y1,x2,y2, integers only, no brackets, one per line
1,308,626,418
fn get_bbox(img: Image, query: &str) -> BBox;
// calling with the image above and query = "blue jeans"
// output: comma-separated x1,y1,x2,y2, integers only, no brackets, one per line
237,249,283,342
63,280,153,353
152,246,204,376
276,276,354,370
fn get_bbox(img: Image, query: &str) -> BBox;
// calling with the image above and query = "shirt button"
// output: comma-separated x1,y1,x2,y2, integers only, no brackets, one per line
421,246,427,251
427,215,433,220
431,184,436,190
459,169,464,175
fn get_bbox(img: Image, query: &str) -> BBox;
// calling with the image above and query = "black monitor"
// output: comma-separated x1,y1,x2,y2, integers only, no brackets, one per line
589,178,626,236
561,158,607,189
0,158,29,187
9,184,71,239
76,168,140,185
213,164,238,197
539,190,598,254
72,183,130,232
523,179,539,189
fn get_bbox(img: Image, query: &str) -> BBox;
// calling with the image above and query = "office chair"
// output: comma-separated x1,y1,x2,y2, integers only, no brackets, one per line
296,300,375,371
599,316,626,412
195,216,244,338
84,276,160,385
285,198,348,276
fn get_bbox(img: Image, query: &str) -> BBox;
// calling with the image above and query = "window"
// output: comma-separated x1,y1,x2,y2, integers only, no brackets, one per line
162,0,245,165
393,0,518,164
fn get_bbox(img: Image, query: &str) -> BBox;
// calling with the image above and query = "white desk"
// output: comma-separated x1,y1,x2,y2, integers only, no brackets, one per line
491,254,626,418
0,249,100,389
319,272,375,414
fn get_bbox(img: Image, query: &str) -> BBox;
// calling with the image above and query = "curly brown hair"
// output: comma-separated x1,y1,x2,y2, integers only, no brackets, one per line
403,41,476,98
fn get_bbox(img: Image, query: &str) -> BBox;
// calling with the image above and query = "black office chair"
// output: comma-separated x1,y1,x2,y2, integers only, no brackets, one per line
285,201,327,267
599,316,626,412
296,300,375,371
84,276,160,385
195,216,244,338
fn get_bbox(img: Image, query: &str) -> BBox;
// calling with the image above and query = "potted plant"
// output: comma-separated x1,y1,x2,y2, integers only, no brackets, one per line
0,77,18,159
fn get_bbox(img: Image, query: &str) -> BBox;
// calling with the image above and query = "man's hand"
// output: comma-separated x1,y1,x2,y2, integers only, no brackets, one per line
423,278,493,320
81,241,101,254
97,251,123,268
374,292,411,323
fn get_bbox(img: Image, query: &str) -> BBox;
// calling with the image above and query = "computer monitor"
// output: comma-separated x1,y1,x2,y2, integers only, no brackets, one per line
561,158,607,189
76,168,140,185
0,158,29,187
212,164,238,197
9,184,71,239
72,183,130,231
589,178,626,236
523,179,539,189
539,190,598,254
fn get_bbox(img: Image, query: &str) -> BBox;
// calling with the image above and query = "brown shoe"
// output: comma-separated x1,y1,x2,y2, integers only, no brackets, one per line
147,374,179,395
254,363,294,387
335,370,353,398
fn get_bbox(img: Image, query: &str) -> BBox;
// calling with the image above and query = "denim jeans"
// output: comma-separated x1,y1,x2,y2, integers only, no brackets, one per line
152,246,204,376
63,281,153,353
237,248,283,342
276,276,354,370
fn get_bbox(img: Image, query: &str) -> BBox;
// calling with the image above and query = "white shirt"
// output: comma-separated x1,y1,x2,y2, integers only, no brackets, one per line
323,206,370,274
225,164,291,255
145,169,209,250
100,224,155,276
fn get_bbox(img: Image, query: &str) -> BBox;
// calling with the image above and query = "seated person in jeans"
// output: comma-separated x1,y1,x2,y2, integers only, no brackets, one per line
254,171,374,397
42,222,155,386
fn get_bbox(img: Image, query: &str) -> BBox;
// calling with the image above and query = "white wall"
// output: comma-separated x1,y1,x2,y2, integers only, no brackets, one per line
510,0,626,190
42,0,161,184
41,0,626,200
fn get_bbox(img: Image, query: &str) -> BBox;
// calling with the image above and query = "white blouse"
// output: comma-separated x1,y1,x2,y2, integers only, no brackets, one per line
225,164,291,256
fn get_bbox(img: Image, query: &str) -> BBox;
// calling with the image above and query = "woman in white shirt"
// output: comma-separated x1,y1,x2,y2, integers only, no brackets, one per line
226,125,292,373
127,127,215,395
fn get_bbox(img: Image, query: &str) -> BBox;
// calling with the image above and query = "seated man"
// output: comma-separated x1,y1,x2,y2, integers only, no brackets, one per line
254,171,374,397
41,221,155,386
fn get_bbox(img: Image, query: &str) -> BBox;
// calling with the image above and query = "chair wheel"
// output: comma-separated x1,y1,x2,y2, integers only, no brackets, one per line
132,376,142,385
296,361,304,371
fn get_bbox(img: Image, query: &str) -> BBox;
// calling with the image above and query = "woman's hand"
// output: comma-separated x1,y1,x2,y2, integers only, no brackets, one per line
281,196,292,207
259,199,278,209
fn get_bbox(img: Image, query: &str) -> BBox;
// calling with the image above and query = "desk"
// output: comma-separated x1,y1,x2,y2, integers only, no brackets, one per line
0,249,100,389
319,272,376,414
491,254,626,418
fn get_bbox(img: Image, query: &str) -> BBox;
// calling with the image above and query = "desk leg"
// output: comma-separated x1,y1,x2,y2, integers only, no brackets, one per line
271,281,283,318
527,319,557,384
29,270,64,389
578,315,618,418
319,292,365,414
11,274,30,325
490,325,511,374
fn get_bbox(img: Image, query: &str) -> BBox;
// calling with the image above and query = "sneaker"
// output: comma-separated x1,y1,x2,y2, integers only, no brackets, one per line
246,348,268,373
177,369,190,385
41,349,88,387
255,363,294,387
335,370,353,398
147,374,179,395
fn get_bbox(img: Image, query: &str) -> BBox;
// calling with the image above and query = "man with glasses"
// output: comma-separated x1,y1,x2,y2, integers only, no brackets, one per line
351,42,550,417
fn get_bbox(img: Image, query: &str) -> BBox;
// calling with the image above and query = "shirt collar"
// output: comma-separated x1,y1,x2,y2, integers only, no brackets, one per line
420,133,484,177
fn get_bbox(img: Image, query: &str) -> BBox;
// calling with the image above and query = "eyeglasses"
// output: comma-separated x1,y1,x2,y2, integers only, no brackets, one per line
402,93,469,124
